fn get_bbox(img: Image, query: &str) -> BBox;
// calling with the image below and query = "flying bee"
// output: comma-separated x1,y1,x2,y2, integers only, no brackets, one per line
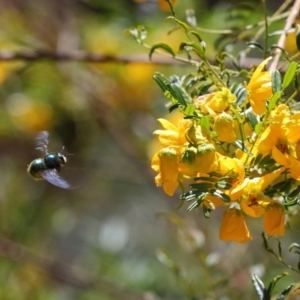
27,131,77,189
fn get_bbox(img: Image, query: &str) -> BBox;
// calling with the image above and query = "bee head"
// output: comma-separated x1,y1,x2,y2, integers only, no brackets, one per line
57,153,67,165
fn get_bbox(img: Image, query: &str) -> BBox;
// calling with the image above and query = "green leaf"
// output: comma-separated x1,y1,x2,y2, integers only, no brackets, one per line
235,85,248,106
166,16,189,33
168,103,179,113
255,122,263,135
215,181,232,190
190,182,214,189
252,274,266,300
202,205,211,218
200,116,210,130
271,70,282,93
282,61,297,90
189,31,202,43
247,42,264,52
209,189,231,202
266,273,289,300
170,83,187,106
184,104,195,116
288,185,300,198
278,240,282,259
235,140,248,152
153,74,168,92
289,243,300,252
276,284,297,300
268,91,282,112
262,233,272,253
187,200,201,211
179,41,205,57
247,111,258,130
254,153,263,165
149,43,175,60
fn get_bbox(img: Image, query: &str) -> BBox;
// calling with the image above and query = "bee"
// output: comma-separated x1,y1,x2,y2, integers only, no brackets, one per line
27,131,77,189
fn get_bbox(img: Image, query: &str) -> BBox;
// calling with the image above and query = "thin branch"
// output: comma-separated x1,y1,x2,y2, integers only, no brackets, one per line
269,0,300,72
0,49,184,65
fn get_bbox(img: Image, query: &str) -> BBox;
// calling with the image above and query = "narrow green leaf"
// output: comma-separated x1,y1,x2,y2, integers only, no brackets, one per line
149,43,175,60
190,182,214,189
170,84,187,106
254,153,263,165
266,273,288,299
271,70,282,93
166,16,189,33
278,240,283,259
189,31,202,43
215,181,232,190
184,104,195,116
282,61,297,90
168,103,179,113
288,185,300,198
235,140,248,152
202,205,211,218
179,42,205,57
255,122,263,135
153,74,168,92
236,87,248,106
247,42,264,51
247,111,258,130
268,91,282,112
289,243,300,252
187,200,200,211
262,232,271,251
210,189,231,202
276,284,297,300
200,115,210,130
252,274,266,300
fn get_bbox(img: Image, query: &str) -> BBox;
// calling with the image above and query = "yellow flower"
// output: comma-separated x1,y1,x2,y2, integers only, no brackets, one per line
213,112,236,143
219,208,252,243
154,118,192,148
152,148,179,196
247,57,273,115
256,108,300,179
230,167,285,217
195,87,236,115
263,203,285,236
217,156,245,188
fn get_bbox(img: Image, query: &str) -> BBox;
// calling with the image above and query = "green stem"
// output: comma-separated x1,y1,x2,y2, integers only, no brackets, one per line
262,0,268,59
285,89,300,105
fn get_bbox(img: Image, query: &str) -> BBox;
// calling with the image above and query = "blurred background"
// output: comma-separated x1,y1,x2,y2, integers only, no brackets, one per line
0,0,298,299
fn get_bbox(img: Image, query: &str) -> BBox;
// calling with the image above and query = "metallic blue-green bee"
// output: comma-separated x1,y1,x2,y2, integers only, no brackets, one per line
27,131,75,189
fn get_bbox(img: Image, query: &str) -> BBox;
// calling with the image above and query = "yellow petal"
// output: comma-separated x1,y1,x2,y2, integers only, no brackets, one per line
264,203,285,236
158,148,179,182
219,208,252,243
157,118,178,131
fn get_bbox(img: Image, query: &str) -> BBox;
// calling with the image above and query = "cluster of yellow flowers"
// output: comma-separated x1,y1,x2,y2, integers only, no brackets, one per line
151,57,300,243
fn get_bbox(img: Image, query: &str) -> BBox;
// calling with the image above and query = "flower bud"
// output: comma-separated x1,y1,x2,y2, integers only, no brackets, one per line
181,148,196,166
213,112,236,143
195,143,217,173
158,148,179,182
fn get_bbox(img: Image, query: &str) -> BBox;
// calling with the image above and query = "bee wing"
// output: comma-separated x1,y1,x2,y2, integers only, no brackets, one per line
40,169,77,189
35,131,49,153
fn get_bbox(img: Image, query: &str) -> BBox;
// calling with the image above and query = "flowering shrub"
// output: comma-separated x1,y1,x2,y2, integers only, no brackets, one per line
128,0,300,298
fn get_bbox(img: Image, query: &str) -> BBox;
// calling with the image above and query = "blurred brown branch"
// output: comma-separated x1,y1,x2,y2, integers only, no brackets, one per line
0,237,147,300
0,50,184,65
0,49,266,69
